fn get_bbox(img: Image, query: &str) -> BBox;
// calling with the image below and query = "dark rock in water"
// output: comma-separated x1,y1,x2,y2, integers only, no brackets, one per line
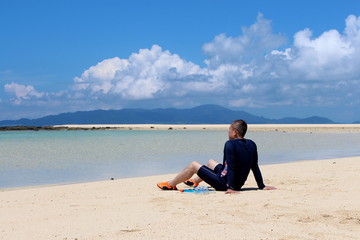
0,126,120,131
0,126,57,131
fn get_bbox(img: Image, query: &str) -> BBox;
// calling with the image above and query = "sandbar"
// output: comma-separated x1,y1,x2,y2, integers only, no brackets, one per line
56,124,360,132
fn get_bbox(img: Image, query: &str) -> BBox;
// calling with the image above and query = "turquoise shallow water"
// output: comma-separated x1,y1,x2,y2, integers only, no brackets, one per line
1,130,360,189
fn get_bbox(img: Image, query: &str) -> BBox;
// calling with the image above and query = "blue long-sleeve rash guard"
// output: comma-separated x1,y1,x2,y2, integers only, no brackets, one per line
221,138,265,190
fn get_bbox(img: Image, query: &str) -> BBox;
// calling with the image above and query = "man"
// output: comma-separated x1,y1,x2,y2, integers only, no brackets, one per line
157,120,276,193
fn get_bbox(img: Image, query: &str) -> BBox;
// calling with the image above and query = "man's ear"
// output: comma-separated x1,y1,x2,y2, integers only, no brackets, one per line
234,129,241,138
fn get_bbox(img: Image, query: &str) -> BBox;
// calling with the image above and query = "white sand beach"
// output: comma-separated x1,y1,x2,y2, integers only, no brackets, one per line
1,156,359,240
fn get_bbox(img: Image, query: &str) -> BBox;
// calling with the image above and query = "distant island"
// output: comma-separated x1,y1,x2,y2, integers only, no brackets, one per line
0,105,336,128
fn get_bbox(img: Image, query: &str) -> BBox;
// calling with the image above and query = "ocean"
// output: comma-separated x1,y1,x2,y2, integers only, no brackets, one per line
1,130,360,189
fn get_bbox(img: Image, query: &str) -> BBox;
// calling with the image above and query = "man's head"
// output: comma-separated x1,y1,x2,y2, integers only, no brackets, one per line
228,120,247,140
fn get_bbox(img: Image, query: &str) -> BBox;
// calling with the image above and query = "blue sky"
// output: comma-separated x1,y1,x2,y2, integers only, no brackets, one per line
1,0,360,123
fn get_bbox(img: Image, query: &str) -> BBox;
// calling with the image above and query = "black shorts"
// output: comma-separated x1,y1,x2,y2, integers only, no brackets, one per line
197,164,227,191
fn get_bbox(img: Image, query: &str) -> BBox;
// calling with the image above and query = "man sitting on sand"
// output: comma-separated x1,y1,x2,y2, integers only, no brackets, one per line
157,120,276,193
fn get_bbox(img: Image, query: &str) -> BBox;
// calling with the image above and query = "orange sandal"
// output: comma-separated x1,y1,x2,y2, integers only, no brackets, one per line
183,179,199,187
157,181,177,190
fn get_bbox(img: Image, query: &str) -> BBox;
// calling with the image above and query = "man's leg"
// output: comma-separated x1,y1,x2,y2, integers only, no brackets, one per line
191,159,220,185
168,161,202,187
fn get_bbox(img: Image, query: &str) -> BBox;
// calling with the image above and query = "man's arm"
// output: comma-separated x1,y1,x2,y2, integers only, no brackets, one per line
251,142,276,190
251,144,266,189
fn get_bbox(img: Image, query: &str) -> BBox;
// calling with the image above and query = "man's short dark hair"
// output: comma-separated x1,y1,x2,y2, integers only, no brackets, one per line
231,120,247,137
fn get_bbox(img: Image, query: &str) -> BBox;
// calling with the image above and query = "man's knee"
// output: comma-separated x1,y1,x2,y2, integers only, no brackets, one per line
206,159,219,169
207,159,217,165
189,161,202,171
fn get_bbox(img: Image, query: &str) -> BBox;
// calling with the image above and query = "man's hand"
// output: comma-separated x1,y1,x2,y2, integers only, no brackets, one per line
263,185,276,190
225,189,240,194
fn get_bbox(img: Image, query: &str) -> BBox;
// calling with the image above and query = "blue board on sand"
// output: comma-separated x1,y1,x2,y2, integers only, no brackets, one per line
179,186,215,193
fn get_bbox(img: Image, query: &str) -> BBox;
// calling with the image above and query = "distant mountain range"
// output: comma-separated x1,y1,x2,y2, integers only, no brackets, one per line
0,105,336,126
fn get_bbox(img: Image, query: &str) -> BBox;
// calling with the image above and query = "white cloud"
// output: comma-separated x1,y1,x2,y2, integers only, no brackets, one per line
4,82,45,104
275,15,360,81
73,57,129,93
209,64,254,87
74,45,207,100
289,28,354,79
203,13,287,69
